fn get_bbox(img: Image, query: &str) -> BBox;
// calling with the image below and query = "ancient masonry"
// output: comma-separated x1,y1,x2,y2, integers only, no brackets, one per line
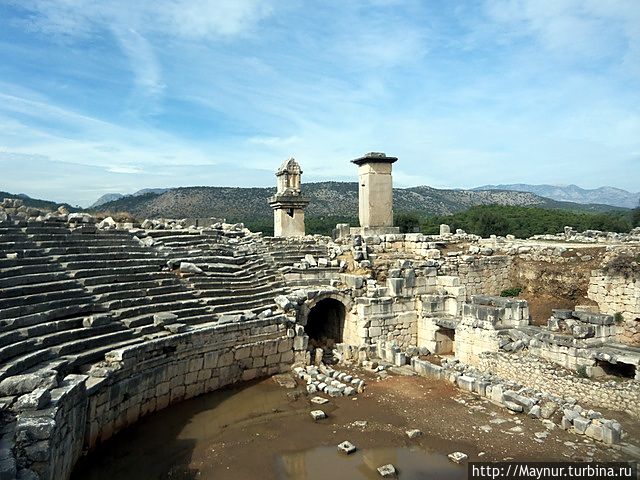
268,158,309,238
0,155,639,479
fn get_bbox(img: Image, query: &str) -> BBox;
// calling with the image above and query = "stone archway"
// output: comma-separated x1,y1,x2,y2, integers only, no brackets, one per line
298,292,355,351
305,298,346,344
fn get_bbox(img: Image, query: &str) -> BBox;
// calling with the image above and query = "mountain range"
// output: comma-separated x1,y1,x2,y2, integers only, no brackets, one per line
90,188,170,208
92,182,623,222
473,184,639,209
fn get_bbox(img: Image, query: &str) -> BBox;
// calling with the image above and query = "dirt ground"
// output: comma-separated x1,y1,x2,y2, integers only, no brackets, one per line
72,369,638,480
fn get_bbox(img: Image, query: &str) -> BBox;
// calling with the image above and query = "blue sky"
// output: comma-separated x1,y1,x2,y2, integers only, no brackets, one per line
0,0,638,207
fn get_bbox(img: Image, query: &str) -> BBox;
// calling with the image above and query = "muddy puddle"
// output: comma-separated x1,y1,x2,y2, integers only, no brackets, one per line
277,445,463,479
72,372,631,480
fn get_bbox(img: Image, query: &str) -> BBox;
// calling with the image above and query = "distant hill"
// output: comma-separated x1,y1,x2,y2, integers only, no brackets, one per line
90,188,169,208
93,182,623,222
474,184,639,209
0,190,78,212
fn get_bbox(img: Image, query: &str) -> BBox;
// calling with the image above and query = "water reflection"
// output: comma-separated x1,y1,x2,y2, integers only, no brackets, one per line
278,445,465,480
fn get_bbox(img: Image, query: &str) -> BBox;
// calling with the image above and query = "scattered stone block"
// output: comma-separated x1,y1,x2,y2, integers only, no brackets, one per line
338,441,356,454
179,262,203,274
343,386,356,396
15,387,51,411
601,424,621,445
273,374,296,389
503,390,535,410
406,429,422,439
153,312,179,327
539,400,558,419
310,397,329,405
326,386,343,397
573,416,590,434
310,410,326,421
447,451,468,464
504,401,523,413
165,323,187,334
457,375,475,392
528,405,541,419
377,464,397,478
585,423,604,442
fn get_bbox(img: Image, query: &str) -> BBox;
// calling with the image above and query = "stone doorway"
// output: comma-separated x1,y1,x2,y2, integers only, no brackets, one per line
434,327,456,354
304,298,346,347
594,359,636,379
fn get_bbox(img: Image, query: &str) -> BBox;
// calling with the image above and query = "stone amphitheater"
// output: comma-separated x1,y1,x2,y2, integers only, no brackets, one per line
0,154,639,479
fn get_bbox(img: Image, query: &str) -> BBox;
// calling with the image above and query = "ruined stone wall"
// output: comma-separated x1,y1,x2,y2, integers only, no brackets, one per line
354,296,417,349
476,352,640,419
588,271,640,346
11,318,298,480
85,319,295,450
14,375,88,480
439,255,512,297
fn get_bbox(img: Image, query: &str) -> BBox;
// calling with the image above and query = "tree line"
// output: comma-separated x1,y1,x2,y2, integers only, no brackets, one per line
399,204,639,237
242,204,639,238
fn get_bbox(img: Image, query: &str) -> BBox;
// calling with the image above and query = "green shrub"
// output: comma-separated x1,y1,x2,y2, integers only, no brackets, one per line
576,365,589,378
500,287,522,297
419,205,632,238
614,312,624,324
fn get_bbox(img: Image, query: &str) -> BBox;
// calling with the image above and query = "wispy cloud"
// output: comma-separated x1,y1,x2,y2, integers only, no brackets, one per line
0,0,638,207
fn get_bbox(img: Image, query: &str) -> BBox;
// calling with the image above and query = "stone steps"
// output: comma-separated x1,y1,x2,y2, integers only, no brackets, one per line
0,271,73,289
95,283,186,302
0,303,102,333
286,278,334,287
203,287,284,307
0,256,57,269
101,291,198,311
40,323,126,349
121,306,212,328
52,251,162,262
78,271,171,286
190,273,279,289
62,258,167,270
43,245,152,255
64,337,146,371
193,281,285,297
69,264,164,279
168,255,248,266
0,318,84,348
208,295,280,314
0,349,55,381
0,322,124,363
0,263,63,277
87,278,177,294
51,328,135,356
0,279,81,299
0,287,89,309
34,239,141,248
0,294,97,321
112,299,206,321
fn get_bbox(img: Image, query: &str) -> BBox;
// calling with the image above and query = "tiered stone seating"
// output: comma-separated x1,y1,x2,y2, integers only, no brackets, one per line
146,229,287,316
0,221,139,379
29,226,213,334
260,237,341,288
261,237,331,268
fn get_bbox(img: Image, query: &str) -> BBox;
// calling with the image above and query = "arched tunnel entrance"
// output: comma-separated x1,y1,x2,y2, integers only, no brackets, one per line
304,298,346,347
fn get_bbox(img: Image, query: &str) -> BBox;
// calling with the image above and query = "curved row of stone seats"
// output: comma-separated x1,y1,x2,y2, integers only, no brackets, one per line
24,226,214,333
260,236,331,269
144,229,287,316
0,221,143,380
